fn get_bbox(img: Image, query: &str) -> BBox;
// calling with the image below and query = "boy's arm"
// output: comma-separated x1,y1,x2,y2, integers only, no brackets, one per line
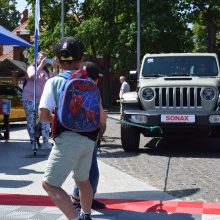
98,121,106,139
98,104,107,139
39,108,54,123
38,79,56,123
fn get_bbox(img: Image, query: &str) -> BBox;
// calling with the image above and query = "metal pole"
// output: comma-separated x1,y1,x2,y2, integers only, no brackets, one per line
137,0,140,77
61,0,64,37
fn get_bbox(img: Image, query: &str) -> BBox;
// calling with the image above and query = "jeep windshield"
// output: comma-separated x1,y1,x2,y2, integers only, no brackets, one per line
142,56,218,77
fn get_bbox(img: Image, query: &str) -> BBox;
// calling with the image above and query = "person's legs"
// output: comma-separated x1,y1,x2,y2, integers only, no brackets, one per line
73,141,94,215
42,181,78,219
88,145,105,208
41,121,50,142
41,121,52,148
75,179,93,214
43,135,79,219
120,102,123,120
43,132,94,219
89,147,99,195
73,147,99,198
32,102,51,149
72,146,105,210
22,99,36,144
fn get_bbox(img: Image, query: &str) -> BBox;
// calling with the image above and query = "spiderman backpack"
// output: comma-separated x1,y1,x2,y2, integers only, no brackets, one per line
57,69,100,132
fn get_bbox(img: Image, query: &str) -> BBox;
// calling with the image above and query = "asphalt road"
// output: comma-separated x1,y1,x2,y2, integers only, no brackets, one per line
99,113,220,202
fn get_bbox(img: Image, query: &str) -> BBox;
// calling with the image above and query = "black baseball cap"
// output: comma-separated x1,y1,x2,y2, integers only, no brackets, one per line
54,36,84,61
80,61,103,80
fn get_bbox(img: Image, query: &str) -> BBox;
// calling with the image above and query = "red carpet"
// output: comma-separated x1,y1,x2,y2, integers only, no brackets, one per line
0,193,220,215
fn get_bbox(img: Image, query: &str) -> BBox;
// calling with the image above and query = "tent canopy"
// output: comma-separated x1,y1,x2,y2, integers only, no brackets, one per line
0,25,32,47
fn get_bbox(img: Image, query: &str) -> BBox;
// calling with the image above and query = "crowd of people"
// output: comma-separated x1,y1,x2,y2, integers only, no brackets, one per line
22,35,131,220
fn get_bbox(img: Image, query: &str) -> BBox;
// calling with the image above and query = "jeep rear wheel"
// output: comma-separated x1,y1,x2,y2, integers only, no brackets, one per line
121,123,140,152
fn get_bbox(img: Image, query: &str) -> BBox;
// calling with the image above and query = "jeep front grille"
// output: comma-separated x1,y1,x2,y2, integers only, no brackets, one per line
154,87,202,108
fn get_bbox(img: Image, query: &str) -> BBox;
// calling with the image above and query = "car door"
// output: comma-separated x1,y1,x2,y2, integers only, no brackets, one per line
0,85,26,122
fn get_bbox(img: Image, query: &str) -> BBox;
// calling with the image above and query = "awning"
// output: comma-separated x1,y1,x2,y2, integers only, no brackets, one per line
0,25,32,47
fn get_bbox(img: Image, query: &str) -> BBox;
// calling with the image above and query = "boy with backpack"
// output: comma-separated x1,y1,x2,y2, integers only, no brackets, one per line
71,61,107,211
39,36,105,220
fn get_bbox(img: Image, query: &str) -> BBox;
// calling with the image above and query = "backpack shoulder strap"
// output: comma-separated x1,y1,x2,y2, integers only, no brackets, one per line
52,71,71,106
72,69,88,79
57,71,72,79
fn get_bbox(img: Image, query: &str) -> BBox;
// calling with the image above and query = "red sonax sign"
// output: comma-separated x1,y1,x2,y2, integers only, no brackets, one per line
166,115,189,121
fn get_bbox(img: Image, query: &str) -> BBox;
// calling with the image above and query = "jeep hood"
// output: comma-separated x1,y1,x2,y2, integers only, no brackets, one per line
139,77,220,88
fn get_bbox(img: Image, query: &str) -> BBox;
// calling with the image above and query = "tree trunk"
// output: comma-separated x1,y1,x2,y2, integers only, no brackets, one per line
206,7,217,53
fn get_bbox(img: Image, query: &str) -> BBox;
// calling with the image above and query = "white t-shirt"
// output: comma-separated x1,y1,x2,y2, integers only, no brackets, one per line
119,81,130,99
39,71,73,112
39,78,56,112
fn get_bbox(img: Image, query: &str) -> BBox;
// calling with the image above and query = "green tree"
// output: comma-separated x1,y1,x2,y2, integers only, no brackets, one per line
26,0,81,55
75,0,137,106
0,0,21,30
140,0,193,54
76,0,193,71
179,0,220,53
25,0,194,106
25,0,81,63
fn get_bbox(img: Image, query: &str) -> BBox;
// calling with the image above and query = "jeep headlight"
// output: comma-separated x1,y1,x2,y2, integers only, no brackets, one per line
202,88,215,100
142,88,154,100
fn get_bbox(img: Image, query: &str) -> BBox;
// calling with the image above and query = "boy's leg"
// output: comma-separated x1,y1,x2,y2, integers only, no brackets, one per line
42,138,79,219
72,146,105,209
75,179,93,214
43,132,94,218
90,144,105,208
73,147,99,198
89,147,99,195
42,181,78,219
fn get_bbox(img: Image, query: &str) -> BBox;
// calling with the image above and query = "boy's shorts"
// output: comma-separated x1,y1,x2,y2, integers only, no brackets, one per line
43,131,95,187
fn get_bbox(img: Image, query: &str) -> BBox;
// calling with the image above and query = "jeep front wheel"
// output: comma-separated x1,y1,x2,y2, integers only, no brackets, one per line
121,123,140,152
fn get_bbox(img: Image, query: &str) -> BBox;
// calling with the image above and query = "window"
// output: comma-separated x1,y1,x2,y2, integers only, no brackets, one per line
0,85,22,97
142,56,218,77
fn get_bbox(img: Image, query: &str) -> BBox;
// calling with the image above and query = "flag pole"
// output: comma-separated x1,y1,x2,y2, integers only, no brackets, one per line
33,0,40,156
61,0,64,37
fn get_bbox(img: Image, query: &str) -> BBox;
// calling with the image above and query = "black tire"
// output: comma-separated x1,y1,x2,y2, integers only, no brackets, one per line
121,123,140,152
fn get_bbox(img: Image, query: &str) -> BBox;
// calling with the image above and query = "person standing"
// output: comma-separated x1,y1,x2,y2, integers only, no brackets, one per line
22,51,53,150
119,75,130,100
71,61,107,211
39,37,105,220
118,75,130,118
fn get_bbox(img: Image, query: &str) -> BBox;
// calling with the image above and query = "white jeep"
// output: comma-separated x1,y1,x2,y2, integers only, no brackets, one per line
121,53,220,151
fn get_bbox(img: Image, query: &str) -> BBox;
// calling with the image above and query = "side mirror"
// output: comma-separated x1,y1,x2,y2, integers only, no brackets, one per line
129,70,138,81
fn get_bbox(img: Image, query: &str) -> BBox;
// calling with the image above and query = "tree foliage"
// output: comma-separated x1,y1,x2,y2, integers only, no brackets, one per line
0,0,21,30
179,0,220,53
70,0,138,106
74,0,193,74
140,0,193,54
23,0,220,105
25,0,193,72
3,0,220,67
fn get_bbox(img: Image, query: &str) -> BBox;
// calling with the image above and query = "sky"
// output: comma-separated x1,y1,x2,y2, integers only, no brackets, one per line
16,0,28,13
